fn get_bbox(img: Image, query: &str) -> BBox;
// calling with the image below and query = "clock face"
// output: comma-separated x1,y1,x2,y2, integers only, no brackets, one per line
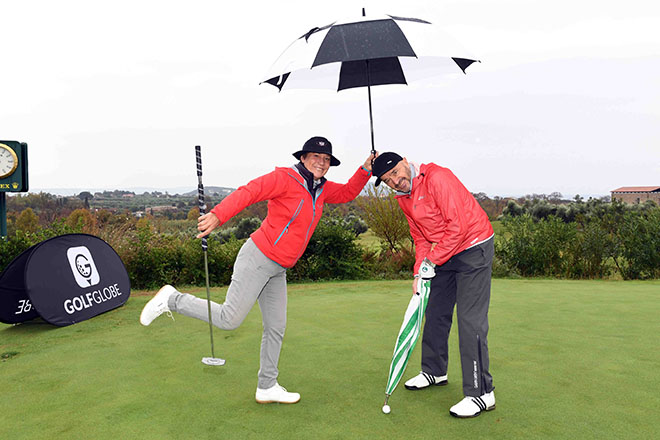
0,144,19,179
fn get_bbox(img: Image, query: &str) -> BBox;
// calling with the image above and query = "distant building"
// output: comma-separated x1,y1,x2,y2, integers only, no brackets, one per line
610,186,660,204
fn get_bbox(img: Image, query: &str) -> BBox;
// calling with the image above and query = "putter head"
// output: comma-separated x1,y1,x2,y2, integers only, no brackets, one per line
202,357,226,366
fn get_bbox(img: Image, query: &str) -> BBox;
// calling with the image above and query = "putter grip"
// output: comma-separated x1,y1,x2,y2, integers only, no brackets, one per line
195,145,203,177
195,145,208,250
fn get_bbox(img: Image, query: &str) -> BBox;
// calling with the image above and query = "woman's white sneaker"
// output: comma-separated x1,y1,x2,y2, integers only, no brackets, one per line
449,391,496,418
255,383,301,404
404,371,448,390
139,285,177,326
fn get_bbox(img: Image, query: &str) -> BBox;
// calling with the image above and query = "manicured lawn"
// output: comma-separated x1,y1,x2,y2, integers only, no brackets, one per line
1,279,658,439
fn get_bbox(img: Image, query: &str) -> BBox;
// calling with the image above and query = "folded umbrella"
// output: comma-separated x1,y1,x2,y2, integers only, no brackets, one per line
383,277,431,413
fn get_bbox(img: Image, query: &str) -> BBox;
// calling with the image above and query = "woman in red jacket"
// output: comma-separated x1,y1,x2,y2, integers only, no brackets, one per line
140,136,374,404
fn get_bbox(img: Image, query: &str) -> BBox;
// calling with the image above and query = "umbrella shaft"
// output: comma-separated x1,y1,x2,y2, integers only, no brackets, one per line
366,60,375,156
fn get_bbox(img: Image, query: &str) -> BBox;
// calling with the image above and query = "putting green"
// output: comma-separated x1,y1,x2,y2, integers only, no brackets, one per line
1,279,658,439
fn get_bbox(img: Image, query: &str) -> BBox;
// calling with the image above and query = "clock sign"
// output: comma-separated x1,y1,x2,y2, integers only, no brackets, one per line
0,141,28,192
0,143,19,179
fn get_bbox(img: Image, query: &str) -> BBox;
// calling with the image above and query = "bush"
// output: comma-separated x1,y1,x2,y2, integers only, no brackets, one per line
0,220,79,272
362,246,415,280
497,215,575,277
495,202,660,280
565,219,612,278
288,215,367,282
614,209,660,279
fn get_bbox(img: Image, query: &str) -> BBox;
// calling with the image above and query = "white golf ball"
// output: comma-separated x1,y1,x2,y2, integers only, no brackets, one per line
382,404,391,414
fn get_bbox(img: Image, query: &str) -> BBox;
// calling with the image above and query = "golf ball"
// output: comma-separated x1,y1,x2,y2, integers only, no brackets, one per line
382,404,391,414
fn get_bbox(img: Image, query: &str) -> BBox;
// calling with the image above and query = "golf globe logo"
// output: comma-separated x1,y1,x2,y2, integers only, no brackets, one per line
67,246,100,287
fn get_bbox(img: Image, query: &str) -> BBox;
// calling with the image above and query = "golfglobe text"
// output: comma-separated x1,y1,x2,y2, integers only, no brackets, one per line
63,283,123,314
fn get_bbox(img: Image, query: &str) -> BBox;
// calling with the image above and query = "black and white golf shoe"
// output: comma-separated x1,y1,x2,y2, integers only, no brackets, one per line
449,391,496,418
404,371,448,390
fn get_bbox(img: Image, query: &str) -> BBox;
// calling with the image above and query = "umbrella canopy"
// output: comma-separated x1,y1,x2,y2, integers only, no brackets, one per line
261,12,479,92
261,11,479,154
384,278,431,408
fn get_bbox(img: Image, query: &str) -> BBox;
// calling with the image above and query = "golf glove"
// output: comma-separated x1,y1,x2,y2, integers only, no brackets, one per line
418,258,436,279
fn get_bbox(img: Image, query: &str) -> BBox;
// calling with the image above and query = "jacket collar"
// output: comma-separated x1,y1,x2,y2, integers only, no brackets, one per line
292,162,326,196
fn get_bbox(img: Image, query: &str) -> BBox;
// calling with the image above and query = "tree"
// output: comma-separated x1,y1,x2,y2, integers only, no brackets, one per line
78,191,94,201
187,207,200,222
67,208,97,233
356,185,412,252
548,192,563,204
15,208,39,233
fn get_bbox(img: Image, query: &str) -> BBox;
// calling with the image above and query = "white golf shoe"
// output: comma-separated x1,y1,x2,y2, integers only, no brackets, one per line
139,285,178,326
255,383,301,404
449,391,496,418
404,371,448,390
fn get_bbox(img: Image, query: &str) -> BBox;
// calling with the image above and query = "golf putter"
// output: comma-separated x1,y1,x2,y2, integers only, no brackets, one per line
195,145,225,366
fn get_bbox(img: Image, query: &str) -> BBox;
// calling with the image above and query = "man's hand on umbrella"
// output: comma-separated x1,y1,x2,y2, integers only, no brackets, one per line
197,212,220,239
363,152,378,172
411,277,419,295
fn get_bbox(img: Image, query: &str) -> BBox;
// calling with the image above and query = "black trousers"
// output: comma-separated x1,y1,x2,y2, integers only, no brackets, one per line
421,238,494,397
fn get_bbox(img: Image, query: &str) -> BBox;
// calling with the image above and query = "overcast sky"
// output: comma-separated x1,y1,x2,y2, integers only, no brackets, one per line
3,0,659,198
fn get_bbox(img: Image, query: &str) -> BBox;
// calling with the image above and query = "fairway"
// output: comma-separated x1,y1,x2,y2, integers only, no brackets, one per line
1,279,659,439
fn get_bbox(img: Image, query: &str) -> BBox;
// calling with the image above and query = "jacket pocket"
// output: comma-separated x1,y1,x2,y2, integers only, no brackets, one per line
274,199,305,246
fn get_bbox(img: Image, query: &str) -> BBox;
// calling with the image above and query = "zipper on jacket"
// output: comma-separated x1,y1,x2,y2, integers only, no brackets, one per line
285,170,324,259
274,199,305,246
295,187,323,260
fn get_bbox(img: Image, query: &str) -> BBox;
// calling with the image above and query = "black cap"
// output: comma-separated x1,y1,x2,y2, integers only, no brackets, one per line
292,136,340,166
372,152,403,186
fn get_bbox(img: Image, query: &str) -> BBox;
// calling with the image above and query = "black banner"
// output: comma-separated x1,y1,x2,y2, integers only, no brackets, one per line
0,246,40,324
0,234,130,326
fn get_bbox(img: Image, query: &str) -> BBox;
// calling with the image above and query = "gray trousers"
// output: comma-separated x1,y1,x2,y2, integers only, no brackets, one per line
168,238,287,389
421,238,494,397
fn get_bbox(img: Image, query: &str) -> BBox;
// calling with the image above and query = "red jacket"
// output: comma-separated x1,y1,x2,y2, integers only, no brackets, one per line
396,163,494,273
211,166,371,268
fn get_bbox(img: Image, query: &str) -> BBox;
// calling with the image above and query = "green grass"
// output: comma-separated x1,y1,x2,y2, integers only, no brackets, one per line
2,279,659,439
357,228,381,251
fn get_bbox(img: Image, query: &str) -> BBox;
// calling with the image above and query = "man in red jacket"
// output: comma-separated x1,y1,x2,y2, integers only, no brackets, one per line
140,136,374,404
372,152,496,418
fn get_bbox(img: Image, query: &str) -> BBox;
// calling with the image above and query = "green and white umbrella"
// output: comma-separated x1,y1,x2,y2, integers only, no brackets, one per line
383,278,431,413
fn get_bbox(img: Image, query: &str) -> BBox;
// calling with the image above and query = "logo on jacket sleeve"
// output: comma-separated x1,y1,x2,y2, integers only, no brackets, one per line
67,246,100,287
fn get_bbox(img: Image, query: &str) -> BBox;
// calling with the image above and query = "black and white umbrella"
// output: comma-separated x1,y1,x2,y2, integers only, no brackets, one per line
261,10,480,154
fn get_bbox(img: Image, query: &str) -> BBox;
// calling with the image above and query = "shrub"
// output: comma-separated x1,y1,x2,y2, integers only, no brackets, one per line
288,215,366,282
497,215,575,277
356,186,412,252
615,209,660,279
363,246,416,280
